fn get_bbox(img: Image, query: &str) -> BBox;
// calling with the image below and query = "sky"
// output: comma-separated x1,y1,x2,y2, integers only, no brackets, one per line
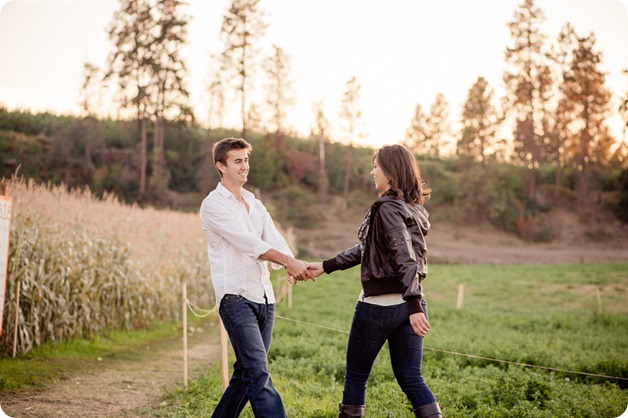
0,0,627,149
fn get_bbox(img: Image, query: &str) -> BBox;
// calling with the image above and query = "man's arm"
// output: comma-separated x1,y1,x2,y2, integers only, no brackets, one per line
259,249,314,282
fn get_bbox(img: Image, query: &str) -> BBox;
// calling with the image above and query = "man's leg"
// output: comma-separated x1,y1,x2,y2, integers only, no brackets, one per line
214,294,285,418
212,359,249,418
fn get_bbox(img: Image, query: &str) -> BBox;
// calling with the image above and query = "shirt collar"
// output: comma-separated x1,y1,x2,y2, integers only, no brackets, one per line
217,182,254,201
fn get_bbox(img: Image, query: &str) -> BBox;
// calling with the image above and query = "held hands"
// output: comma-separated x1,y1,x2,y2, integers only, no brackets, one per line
285,258,314,283
286,261,325,284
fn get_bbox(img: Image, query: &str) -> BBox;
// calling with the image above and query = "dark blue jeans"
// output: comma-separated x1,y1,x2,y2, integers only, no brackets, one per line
212,294,286,418
342,299,436,409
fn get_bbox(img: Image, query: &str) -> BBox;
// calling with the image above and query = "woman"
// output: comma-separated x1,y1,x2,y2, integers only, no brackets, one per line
309,144,441,418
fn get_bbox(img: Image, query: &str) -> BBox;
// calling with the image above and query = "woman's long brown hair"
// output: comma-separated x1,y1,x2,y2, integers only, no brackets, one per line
374,144,431,205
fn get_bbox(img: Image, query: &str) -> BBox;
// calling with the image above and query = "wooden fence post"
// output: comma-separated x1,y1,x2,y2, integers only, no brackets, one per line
220,319,229,390
12,281,20,358
182,280,188,392
456,284,464,310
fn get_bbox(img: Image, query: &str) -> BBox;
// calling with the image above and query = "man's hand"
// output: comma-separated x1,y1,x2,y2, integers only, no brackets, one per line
285,258,315,283
259,249,315,283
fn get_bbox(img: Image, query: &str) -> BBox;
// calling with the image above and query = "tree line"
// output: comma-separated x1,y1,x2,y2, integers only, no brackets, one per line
1,0,627,238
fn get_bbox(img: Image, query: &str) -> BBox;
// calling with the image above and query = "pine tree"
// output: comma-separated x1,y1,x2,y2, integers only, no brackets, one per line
106,0,155,195
426,93,451,157
78,62,105,174
404,104,429,154
503,0,553,200
339,76,365,204
458,77,501,166
150,0,192,194
205,52,228,130
547,23,579,204
561,31,613,213
220,0,268,140
263,45,294,141
310,101,330,203
614,69,628,167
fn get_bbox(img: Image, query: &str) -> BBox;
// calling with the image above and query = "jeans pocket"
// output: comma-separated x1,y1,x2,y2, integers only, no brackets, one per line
367,304,401,327
220,293,242,309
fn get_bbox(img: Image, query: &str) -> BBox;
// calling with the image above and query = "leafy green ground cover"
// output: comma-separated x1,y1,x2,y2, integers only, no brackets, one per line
159,263,628,417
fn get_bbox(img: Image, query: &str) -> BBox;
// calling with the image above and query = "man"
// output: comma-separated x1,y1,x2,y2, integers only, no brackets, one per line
200,137,312,417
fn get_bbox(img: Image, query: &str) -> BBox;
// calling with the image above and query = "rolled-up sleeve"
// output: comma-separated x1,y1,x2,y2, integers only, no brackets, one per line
259,202,294,268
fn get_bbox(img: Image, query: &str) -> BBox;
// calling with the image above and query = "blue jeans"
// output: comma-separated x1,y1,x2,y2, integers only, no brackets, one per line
212,294,286,418
342,299,436,409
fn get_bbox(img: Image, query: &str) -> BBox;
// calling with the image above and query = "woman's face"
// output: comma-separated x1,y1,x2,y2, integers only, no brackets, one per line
370,156,391,192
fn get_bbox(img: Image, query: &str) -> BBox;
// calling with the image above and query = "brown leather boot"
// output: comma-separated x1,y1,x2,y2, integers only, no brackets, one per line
338,402,366,417
413,401,442,418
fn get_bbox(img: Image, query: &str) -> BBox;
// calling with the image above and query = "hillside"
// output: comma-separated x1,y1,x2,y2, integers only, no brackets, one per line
292,198,628,265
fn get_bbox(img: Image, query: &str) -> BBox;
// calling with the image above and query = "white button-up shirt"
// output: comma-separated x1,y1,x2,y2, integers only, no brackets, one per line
200,182,293,305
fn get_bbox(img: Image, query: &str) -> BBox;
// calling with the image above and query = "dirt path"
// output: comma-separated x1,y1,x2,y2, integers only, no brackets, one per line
0,324,221,418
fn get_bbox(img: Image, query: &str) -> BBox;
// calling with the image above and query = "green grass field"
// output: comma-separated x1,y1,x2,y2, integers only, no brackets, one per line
157,263,628,417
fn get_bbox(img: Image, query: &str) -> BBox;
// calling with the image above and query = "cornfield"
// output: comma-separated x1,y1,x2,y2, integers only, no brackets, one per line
1,177,212,355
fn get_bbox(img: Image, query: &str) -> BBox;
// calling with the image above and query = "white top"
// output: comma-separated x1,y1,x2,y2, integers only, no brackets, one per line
200,182,294,305
359,290,405,306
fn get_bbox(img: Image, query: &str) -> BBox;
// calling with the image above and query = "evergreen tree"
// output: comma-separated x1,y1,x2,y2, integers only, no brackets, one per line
205,52,227,130
220,0,268,140
458,77,501,166
78,62,105,175
263,45,294,142
614,69,628,167
503,0,553,200
561,31,613,213
149,0,192,194
426,93,451,157
339,76,365,203
405,94,451,157
106,0,155,195
547,23,579,204
310,101,330,203
404,103,429,154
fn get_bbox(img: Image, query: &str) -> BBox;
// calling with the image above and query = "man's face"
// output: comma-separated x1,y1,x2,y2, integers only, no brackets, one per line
218,149,249,186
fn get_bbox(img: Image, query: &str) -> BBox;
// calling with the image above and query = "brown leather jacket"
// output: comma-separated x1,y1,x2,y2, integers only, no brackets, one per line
323,195,430,315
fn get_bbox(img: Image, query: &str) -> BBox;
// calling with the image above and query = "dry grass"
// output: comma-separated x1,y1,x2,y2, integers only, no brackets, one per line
1,177,212,355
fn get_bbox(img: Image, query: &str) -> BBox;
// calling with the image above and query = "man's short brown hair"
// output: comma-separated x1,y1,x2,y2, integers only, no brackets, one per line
212,138,252,177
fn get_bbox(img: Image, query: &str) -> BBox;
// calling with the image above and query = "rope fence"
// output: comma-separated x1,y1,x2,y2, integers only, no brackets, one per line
180,282,628,392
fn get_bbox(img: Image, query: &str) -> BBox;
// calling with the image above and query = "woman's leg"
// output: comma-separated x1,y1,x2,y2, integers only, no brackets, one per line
341,302,403,415
388,300,440,417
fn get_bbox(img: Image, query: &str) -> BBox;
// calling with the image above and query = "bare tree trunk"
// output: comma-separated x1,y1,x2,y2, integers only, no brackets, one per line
342,145,353,208
553,162,562,206
82,119,96,176
527,166,536,200
200,130,214,197
241,50,247,140
318,134,328,204
140,118,147,196
151,118,166,194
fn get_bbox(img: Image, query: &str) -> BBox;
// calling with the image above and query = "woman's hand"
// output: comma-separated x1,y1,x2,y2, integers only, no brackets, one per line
410,312,430,337
307,262,325,278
